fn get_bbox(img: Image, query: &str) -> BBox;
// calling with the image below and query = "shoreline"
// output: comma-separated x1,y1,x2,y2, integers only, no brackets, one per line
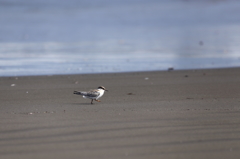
1,66,240,78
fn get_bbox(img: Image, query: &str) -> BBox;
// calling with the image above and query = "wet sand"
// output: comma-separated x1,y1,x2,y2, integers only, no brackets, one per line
1,68,240,159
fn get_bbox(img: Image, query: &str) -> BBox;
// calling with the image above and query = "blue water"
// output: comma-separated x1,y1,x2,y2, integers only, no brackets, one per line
1,0,240,76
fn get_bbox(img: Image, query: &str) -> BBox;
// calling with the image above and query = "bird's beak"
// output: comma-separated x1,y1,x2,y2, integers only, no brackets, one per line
105,89,108,92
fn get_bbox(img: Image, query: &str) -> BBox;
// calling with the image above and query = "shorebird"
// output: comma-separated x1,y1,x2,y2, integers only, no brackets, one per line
73,86,108,104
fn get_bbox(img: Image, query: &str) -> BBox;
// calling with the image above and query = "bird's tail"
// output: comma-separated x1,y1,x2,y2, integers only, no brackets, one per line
73,91,83,95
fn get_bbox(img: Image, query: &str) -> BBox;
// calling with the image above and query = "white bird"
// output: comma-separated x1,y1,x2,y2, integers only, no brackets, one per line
73,86,108,104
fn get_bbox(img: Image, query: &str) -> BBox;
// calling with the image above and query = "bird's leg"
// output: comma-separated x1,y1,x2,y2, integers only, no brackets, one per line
95,99,101,102
91,99,93,104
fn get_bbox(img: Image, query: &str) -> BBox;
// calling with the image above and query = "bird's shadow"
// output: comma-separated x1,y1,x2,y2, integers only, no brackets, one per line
70,102,93,106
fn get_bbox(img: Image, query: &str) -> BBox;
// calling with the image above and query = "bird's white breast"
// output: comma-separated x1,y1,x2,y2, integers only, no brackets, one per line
96,89,105,99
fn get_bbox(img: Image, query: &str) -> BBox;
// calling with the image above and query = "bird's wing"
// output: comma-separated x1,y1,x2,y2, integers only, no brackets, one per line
85,89,100,97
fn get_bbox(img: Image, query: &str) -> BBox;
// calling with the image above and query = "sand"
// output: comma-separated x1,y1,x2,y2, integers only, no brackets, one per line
1,68,240,159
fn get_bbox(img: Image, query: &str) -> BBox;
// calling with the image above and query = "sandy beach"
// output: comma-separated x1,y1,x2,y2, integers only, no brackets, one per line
1,68,240,159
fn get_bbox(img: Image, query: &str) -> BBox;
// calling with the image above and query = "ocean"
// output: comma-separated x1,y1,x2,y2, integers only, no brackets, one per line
1,0,240,76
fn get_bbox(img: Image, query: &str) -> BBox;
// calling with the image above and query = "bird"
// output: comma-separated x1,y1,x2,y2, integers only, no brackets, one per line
73,86,108,104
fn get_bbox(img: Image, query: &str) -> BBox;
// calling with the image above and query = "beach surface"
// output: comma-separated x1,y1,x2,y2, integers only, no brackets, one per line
1,68,240,159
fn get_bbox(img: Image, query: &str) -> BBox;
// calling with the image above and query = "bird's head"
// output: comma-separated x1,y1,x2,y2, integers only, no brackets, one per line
98,86,108,91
